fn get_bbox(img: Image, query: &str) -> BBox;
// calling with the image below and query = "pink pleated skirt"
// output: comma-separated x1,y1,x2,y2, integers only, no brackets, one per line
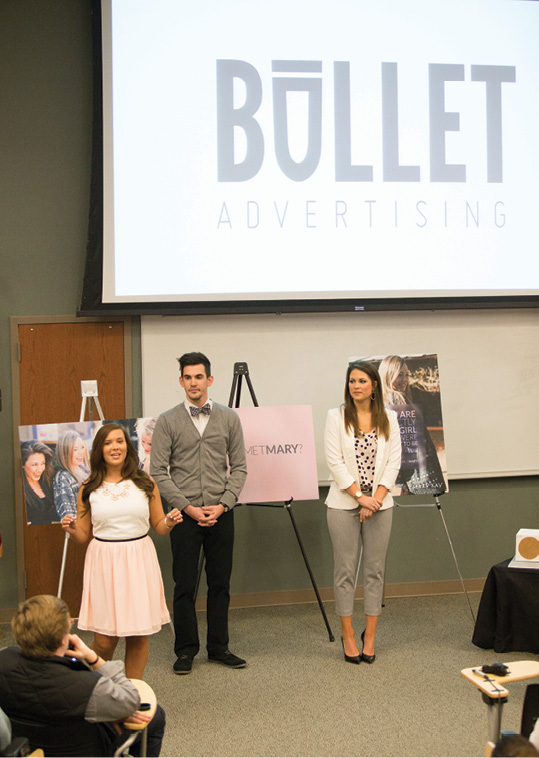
78,535,170,637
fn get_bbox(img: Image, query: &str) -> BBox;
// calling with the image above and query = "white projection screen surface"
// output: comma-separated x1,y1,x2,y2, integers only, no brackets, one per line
101,0,539,310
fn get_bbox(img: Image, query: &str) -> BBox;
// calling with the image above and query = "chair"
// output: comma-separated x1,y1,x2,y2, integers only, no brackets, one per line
1,739,43,757
9,716,113,757
461,661,539,757
117,679,157,758
0,706,42,757
9,679,156,758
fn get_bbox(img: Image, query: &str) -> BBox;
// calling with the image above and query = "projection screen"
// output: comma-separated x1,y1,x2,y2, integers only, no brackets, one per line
93,0,539,314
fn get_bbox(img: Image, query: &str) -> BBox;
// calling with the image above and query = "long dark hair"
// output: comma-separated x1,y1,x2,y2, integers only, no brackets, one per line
20,440,54,490
343,361,390,439
81,423,154,508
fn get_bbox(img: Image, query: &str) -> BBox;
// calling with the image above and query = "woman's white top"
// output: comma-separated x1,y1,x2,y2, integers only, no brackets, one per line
324,406,402,511
89,480,150,539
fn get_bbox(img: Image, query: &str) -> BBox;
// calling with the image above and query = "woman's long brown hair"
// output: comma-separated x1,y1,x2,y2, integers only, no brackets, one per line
20,440,54,489
81,423,154,509
343,361,390,439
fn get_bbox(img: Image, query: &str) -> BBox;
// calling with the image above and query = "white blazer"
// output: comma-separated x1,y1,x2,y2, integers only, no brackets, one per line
324,406,402,511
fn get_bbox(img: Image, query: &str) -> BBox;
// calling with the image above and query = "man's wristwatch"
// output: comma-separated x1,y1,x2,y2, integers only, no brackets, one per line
222,504,230,513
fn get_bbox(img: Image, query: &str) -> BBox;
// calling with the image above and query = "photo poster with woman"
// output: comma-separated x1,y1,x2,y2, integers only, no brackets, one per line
18,417,159,525
351,353,449,497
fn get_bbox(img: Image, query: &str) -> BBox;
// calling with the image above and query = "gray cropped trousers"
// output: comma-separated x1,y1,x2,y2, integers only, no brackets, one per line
327,506,393,617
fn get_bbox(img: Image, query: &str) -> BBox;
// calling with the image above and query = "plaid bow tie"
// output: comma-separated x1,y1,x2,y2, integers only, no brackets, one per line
190,403,211,417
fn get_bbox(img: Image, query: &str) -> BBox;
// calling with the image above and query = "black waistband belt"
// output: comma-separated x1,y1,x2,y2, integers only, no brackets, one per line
95,534,147,543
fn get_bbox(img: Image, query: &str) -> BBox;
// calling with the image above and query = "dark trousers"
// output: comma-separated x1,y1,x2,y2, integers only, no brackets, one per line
170,509,234,657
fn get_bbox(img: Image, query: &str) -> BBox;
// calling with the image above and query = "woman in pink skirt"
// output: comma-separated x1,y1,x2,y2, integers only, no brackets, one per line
61,422,182,678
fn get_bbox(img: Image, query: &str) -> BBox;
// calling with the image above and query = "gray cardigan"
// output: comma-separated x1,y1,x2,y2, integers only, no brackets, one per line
150,401,247,510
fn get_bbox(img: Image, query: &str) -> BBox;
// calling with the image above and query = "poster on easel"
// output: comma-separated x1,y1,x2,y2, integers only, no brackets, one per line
235,405,319,503
18,417,158,526
351,353,448,497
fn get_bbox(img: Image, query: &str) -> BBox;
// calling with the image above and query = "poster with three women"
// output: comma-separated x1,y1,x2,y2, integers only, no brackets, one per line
19,418,157,526
352,353,449,497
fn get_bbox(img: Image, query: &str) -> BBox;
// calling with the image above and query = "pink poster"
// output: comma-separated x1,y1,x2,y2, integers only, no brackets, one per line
235,406,319,504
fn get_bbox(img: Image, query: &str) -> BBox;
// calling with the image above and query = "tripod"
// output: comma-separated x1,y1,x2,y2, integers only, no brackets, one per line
195,362,334,641
396,494,476,624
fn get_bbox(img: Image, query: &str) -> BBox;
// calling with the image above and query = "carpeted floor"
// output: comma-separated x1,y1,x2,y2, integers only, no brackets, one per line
1,594,537,757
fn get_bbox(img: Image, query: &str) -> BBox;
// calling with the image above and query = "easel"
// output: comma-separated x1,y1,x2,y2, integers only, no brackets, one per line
57,380,104,599
395,494,477,624
195,362,334,641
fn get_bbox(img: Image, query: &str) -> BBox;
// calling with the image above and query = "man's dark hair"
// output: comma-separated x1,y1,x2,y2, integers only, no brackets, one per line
178,352,211,378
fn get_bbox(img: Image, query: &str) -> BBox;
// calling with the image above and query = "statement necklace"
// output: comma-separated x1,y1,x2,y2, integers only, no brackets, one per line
101,480,130,501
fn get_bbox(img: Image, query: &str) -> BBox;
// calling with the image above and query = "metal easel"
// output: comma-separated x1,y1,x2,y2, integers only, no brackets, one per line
396,494,477,624
57,380,104,599
195,362,334,641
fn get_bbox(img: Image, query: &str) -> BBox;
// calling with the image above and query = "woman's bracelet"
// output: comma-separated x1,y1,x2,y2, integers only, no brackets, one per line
164,516,173,529
87,653,99,666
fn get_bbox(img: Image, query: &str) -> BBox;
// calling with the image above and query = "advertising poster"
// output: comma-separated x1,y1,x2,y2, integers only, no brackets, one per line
352,353,448,496
18,418,157,526
235,406,319,503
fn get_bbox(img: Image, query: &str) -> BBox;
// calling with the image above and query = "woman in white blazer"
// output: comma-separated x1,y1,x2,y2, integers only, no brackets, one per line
325,361,401,664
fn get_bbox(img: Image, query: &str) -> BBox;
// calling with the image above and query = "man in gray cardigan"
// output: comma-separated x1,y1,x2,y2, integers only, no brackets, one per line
150,352,248,675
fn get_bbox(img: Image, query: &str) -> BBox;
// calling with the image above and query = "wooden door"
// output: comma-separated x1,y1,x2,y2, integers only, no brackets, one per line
16,319,129,614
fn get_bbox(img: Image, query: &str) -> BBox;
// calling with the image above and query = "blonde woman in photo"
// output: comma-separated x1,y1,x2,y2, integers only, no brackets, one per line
53,430,90,519
379,355,446,496
136,417,157,474
378,355,413,406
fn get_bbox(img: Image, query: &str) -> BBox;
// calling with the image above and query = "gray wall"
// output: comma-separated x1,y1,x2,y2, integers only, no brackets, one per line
0,1,93,610
0,0,537,613
160,477,539,602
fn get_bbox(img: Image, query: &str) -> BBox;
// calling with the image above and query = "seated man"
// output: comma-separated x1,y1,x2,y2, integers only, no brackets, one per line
0,595,165,757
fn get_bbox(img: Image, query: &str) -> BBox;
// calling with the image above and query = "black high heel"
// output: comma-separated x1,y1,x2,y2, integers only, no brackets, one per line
341,637,360,665
360,629,376,664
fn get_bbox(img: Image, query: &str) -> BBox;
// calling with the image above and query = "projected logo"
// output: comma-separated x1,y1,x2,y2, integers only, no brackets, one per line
216,60,516,184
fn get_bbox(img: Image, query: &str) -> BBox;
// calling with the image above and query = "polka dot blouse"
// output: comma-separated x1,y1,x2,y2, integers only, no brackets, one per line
354,430,378,491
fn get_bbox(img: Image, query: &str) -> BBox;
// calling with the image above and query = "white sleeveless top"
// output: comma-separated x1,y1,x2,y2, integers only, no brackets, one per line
89,480,150,540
